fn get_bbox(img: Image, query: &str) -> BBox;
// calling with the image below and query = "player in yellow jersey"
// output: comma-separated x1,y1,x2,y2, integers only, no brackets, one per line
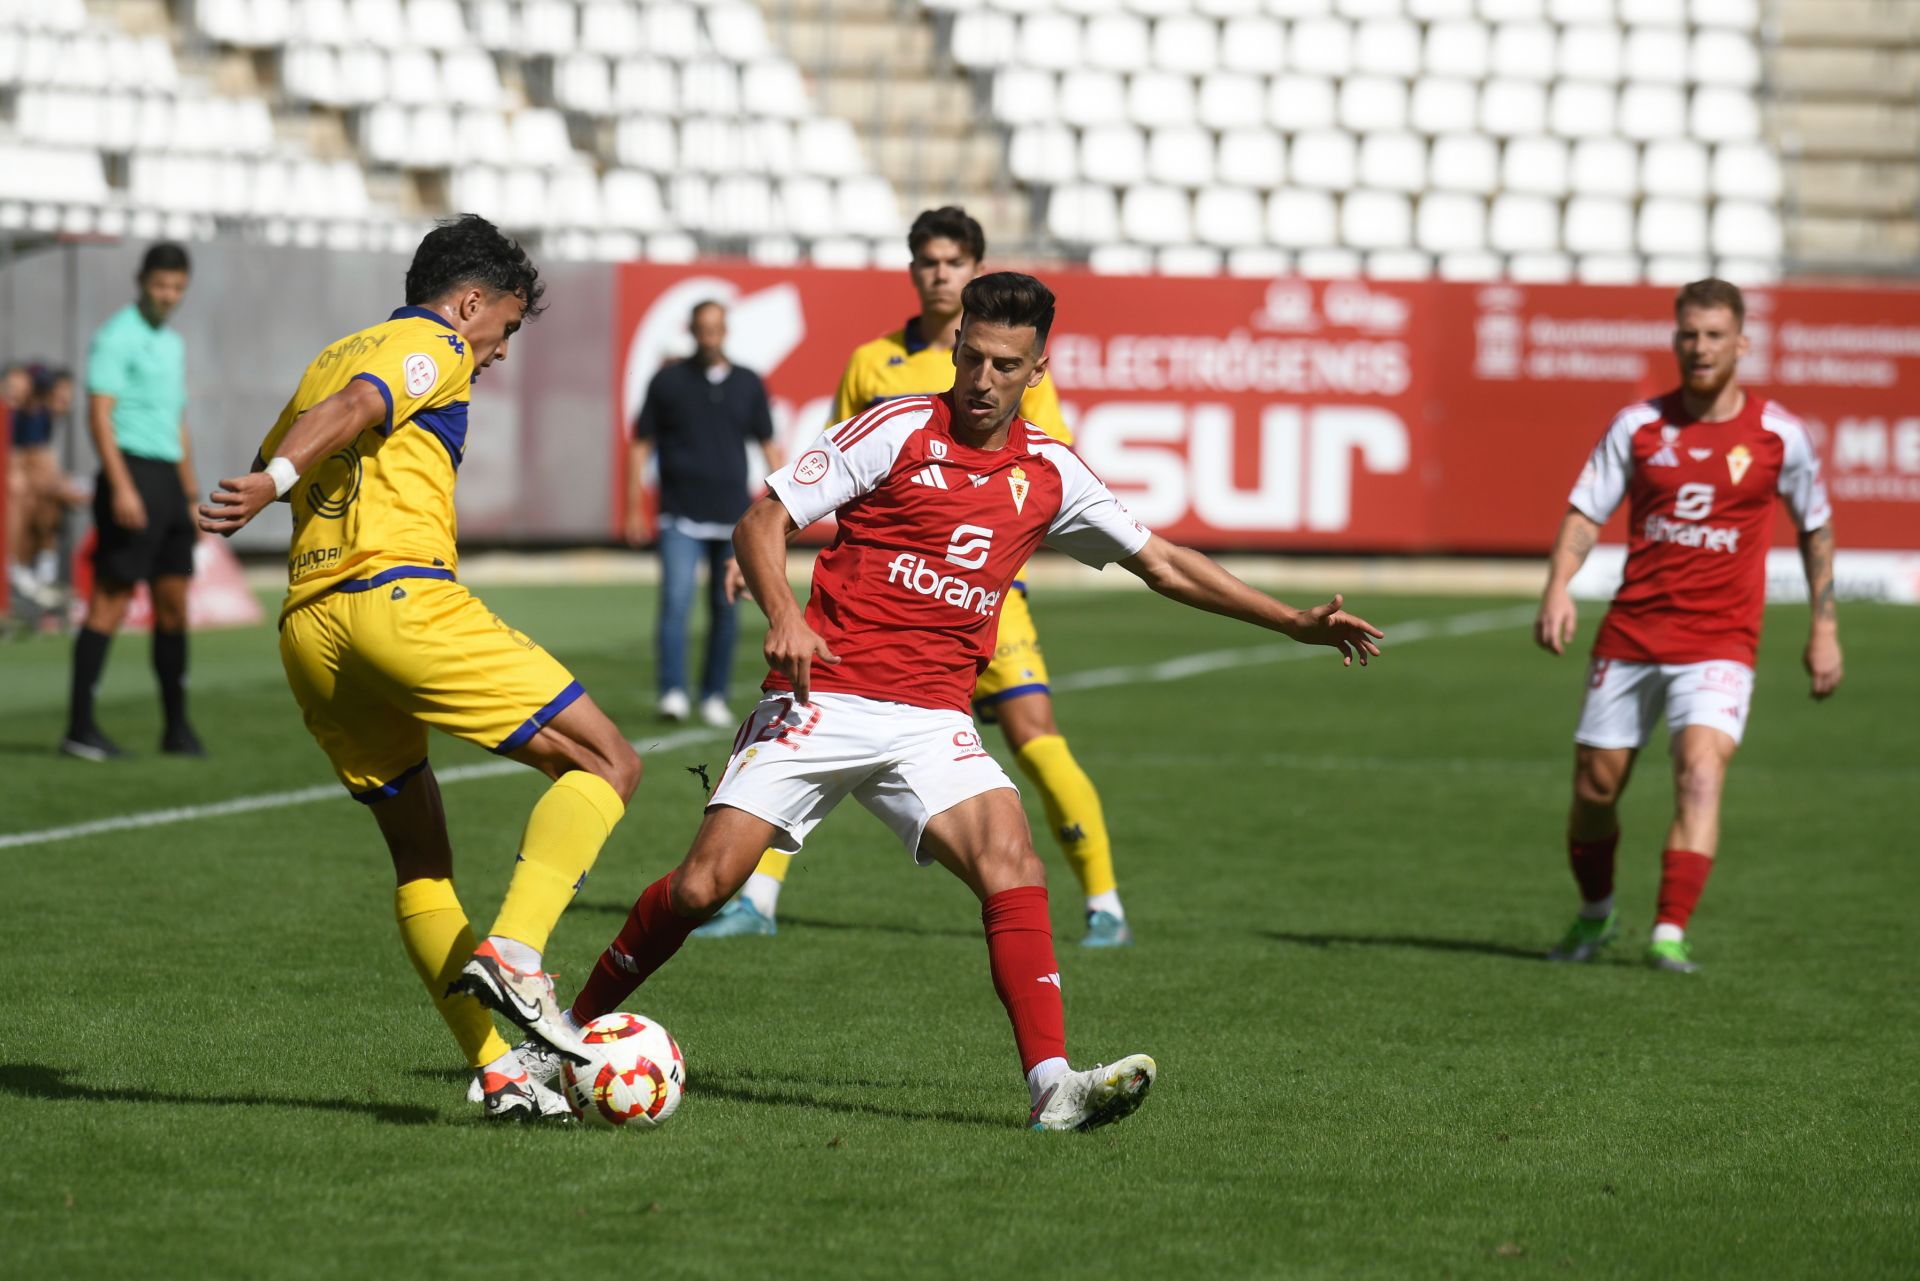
197,216,641,1120
697,206,1135,947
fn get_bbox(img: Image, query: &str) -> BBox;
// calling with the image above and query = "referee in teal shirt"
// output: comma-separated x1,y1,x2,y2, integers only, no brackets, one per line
63,243,203,761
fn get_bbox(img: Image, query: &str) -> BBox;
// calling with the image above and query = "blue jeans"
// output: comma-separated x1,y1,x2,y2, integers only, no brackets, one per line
656,523,739,702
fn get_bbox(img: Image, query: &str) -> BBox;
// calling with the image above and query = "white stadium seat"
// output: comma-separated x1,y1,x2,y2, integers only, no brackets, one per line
1481,0,1547,19
1491,23,1555,82
680,118,744,176
1716,257,1778,286
1571,137,1639,197
1089,243,1154,275
1152,15,1218,74
1409,0,1474,16
705,4,772,62
1548,0,1614,21
1288,18,1353,78
1637,196,1709,255
1021,14,1083,72
1478,80,1546,138
640,4,704,60
1122,183,1192,244
1646,255,1711,284
951,12,1016,68
778,176,837,238
1267,0,1335,15
1618,83,1687,140
1342,189,1411,249
1048,183,1122,243
1429,132,1498,192
1267,189,1339,249
1690,87,1762,143
1085,13,1151,73
1502,135,1569,195
1194,185,1266,246
1410,78,1477,135
1415,191,1486,253
1338,76,1407,133
1508,252,1574,283
1354,18,1420,77
1009,125,1078,185
1556,24,1623,83
1624,27,1688,85
1563,196,1634,254
580,3,642,54
1217,129,1285,187
714,175,776,237
603,169,666,233
1081,124,1148,185
1059,70,1126,127
1711,142,1781,201
1158,245,1225,276
1269,75,1336,131
1438,250,1503,280
1711,201,1781,257
795,118,864,177
1550,81,1616,139
1692,0,1760,28
1227,246,1292,277
1219,16,1284,75
1128,71,1196,127
615,116,677,171
1424,20,1489,80
1358,132,1426,192
1642,138,1709,198
1149,126,1216,186
1297,248,1362,278
1578,254,1645,284
1619,0,1684,25
680,60,739,116
1289,130,1357,189
992,68,1059,126
1199,72,1267,130
1690,29,1761,88
741,63,810,119
1488,192,1559,252
1367,250,1433,280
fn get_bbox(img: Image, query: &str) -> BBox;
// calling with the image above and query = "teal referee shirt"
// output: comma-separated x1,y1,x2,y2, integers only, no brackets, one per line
86,304,187,462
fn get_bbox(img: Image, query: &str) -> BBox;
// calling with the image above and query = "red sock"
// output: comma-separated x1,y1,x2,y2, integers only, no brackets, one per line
570,873,698,1023
982,885,1067,1075
1655,849,1714,931
1568,833,1619,904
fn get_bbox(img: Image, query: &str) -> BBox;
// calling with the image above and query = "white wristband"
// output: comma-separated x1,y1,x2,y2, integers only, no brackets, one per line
265,456,300,498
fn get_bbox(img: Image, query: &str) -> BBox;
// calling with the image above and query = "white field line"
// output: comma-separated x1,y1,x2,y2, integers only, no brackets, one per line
0,604,1535,852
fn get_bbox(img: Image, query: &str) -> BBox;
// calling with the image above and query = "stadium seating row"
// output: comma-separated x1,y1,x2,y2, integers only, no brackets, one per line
1010,127,1779,200
1076,242,1770,286
13,90,277,157
988,69,1763,141
1045,182,1781,257
953,11,1760,83
0,30,180,92
0,0,87,33
926,0,1758,25
447,165,905,238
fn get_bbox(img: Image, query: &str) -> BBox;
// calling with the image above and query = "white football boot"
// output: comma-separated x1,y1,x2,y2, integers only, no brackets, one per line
1029,1054,1157,1132
445,940,592,1066
466,1038,570,1103
477,1065,571,1121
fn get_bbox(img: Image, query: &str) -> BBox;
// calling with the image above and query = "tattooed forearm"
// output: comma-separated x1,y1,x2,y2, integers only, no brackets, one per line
1801,525,1837,622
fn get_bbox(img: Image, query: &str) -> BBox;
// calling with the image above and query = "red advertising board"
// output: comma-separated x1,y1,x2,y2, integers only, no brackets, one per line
613,264,1920,554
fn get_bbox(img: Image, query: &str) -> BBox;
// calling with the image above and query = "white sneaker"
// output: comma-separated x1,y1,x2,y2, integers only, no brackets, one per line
466,1038,569,1102
698,695,732,728
658,689,691,721
476,1065,572,1121
1029,1054,1157,1132
444,940,592,1066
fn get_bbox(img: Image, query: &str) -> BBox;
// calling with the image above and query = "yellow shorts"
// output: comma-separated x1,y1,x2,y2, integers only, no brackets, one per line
973,583,1051,721
278,571,583,801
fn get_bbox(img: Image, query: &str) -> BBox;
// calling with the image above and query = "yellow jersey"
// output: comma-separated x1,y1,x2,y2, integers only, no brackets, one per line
258,307,475,618
830,316,1072,445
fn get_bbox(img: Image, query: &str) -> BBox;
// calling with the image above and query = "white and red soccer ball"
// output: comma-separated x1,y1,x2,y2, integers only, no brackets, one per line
560,1012,685,1129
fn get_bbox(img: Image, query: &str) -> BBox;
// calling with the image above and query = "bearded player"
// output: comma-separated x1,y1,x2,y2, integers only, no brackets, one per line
1536,279,1842,974
199,216,640,1118
698,207,1138,948
535,273,1381,1130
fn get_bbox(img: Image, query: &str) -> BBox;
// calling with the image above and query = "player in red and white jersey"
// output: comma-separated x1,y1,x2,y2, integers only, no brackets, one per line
559,273,1383,1130
1535,279,1843,974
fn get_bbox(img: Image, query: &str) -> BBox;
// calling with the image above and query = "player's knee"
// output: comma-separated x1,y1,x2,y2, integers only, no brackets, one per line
981,835,1045,891
668,863,730,918
1672,758,1724,808
597,739,643,803
1573,768,1622,810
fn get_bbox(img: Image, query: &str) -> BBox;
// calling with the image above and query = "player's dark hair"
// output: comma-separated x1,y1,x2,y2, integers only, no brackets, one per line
689,299,725,325
960,272,1056,349
139,242,190,277
908,206,986,263
1675,278,1744,329
405,214,546,319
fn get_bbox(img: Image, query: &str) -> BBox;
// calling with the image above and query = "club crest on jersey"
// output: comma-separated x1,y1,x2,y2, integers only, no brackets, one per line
1008,466,1029,513
1726,444,1752,485
929,439,948,459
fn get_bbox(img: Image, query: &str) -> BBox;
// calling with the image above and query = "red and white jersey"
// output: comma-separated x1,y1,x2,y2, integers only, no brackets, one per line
1569,390,1830,667
764,392,1152,713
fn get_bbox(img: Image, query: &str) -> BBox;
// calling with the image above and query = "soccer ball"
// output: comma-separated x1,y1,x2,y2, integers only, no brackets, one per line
560,1011,685,1129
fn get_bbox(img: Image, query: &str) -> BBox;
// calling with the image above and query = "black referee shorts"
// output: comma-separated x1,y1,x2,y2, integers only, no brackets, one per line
93,454,196,585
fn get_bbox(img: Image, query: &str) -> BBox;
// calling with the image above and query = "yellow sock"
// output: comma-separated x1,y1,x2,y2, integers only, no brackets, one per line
1014,734,1117,898
395,878,513,1069
489,770,627,953
753,848,792,882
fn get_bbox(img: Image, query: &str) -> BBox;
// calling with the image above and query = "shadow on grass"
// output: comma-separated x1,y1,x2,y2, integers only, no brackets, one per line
694,1068,1007,1130
0,1063,439,1126
1259,930,1545,962
0,740,61,757
562,902,977,942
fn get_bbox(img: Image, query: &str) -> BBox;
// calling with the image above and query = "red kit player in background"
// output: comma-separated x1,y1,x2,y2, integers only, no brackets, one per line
551,273,1383,1130
1536,279,1843,974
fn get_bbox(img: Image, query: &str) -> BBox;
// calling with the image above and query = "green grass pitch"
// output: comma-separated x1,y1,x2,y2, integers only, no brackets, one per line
1,580,1914,1279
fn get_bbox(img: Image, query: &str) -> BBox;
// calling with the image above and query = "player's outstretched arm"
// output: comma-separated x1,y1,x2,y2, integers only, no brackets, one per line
733,496,839,702
1537,508,1603,656
1118,535,1383,667
1798,523,1843,700
197,380,387,537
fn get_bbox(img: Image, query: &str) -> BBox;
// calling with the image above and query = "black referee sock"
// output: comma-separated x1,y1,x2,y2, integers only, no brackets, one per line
153,629,189,733
68,627,113,738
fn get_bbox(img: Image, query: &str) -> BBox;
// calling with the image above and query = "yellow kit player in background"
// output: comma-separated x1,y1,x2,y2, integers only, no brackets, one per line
198,216,641,1120
697,206,1134,947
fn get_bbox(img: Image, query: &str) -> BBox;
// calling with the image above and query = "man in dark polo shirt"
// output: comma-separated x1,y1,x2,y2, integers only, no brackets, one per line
63,242,200,761
626,299,784,727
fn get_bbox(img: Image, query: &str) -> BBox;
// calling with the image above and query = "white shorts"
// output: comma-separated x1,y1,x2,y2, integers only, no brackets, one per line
708,691,1018,862
1573,658,1755,750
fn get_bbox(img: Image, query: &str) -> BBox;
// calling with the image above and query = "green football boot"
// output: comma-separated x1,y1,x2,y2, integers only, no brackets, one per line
1645,937,1700,973
1547,910,1619,962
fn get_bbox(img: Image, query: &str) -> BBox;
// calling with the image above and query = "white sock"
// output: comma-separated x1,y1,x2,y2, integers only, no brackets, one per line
1085,889,1124,920
1579,895,1614,921
487,935,542,972
480,1049,522,1080
1026,1056,1071,1108
742,871,783,919
33,549,57,584
1651,923,1684,944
